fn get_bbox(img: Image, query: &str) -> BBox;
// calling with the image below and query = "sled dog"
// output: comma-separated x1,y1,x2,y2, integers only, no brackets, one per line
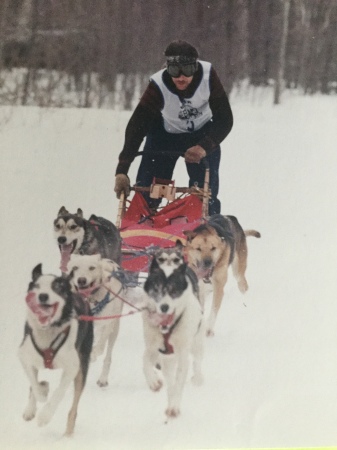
67,253,124,387
142,256,204,420
18,264,93,436
54,206,122,272
184,214,261,336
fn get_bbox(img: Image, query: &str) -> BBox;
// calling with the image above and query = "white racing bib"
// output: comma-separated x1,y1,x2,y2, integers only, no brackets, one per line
151,61,212,134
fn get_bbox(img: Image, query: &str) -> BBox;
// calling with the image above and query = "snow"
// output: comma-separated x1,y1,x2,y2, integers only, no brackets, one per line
1,89,337,449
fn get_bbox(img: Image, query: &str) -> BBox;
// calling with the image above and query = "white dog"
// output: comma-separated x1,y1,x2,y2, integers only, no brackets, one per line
142,256,204,420
18,264,93,436
67,254,124,387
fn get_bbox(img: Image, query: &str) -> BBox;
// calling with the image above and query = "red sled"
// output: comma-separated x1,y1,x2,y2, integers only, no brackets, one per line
117,175,211,273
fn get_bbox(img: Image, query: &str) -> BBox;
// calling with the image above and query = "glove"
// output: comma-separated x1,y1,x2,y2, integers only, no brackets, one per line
184,145,207,164
114,174,130,199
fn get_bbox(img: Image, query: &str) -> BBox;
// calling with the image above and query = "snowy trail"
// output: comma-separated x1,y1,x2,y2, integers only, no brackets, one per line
0,91,337,449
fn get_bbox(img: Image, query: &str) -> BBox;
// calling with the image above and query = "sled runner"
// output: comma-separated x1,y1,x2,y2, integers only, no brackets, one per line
117,153,211,273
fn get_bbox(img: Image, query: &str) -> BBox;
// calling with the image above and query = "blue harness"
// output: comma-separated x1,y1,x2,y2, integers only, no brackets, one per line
91,291,112,316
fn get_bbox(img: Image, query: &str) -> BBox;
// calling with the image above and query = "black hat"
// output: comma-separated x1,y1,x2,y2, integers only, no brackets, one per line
164,40,199,64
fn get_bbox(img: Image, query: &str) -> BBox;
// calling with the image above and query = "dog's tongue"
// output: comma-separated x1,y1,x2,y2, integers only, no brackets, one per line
25,292,58,326
195,266,212,280
148,311,175,328
59,244,72,272
77,285,97,298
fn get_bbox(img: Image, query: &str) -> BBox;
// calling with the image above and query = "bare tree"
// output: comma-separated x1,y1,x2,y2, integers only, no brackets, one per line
274,0,290,104
1,0,337,108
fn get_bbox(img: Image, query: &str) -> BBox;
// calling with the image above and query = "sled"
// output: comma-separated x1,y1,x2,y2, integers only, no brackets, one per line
116,155,211,273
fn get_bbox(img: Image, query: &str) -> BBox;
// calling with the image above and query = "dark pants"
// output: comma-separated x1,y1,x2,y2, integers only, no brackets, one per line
136,124,221,215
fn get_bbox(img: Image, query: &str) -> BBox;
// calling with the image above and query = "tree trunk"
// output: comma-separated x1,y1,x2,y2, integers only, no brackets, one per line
0,0,11,71
274,0,290,104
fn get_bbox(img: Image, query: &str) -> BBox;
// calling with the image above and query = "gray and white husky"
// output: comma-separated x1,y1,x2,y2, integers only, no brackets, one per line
54,206,122,272
18,264,93,436
142,253,204,420
67,253,124,387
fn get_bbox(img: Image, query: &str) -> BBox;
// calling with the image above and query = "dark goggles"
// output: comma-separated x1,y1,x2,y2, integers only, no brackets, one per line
167,62,197,78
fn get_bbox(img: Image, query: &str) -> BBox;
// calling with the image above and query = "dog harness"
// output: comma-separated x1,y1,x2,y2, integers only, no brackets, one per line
86,282,123,316
25,324,71,369
159,314,183,355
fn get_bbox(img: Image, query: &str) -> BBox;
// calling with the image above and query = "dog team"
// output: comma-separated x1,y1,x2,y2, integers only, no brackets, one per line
18,205,260,435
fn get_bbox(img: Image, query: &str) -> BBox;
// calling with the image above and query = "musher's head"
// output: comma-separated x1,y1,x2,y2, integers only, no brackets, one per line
164,40,199,90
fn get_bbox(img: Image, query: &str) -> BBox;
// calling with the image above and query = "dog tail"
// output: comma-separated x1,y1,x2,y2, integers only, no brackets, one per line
244,230,261,238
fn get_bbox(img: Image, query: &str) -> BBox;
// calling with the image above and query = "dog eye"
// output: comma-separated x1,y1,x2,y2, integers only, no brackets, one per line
54,224,61,230
157,257,166,264
72,266,78,271
89,266,95,271
69,224,77,230
211,247,216,252
173,258,181,263
197,248,202,252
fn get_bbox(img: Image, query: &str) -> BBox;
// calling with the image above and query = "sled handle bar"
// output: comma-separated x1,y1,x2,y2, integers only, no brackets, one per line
134,151,210,169
133,151,210,218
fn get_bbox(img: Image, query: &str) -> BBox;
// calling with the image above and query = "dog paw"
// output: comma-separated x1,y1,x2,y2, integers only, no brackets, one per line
97,379,108,388
238,279,248,293
165,407,180,418
37,404,53,427
23,409,36,421
191,373,204,386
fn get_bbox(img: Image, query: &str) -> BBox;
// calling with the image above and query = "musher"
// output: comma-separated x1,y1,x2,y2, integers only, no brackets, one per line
114,39,233,215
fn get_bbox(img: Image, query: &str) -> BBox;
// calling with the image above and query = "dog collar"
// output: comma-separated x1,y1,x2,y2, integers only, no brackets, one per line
158,314,183,355
25,323,71,369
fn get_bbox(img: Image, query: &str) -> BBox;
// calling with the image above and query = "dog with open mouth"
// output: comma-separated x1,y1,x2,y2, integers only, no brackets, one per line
184,214,261,336
142,254,204,420
67,253,124,387
54,206,122,272
18,263,93,436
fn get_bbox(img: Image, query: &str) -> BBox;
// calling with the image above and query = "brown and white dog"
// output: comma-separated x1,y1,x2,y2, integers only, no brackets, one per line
18,264,93,436
184,214,260,336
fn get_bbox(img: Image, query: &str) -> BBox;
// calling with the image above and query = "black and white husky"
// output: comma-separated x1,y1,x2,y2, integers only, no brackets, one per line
18,264,93,436
67,253,124,387
142,253,204,420
54,206,122,272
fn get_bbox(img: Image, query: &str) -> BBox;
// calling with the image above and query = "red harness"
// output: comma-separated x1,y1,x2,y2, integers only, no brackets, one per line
158,314,183,355
26,324,71,369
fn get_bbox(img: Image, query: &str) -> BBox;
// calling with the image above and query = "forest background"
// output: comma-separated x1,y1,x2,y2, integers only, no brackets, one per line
0,0,336,109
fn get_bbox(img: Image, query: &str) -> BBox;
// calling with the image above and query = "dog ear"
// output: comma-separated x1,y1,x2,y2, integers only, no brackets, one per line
175,239,184,249
149,256,161,272
32,263,42,281
101,258,119,282
58,206,68,216
76,208,83,218
182,230,196,242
